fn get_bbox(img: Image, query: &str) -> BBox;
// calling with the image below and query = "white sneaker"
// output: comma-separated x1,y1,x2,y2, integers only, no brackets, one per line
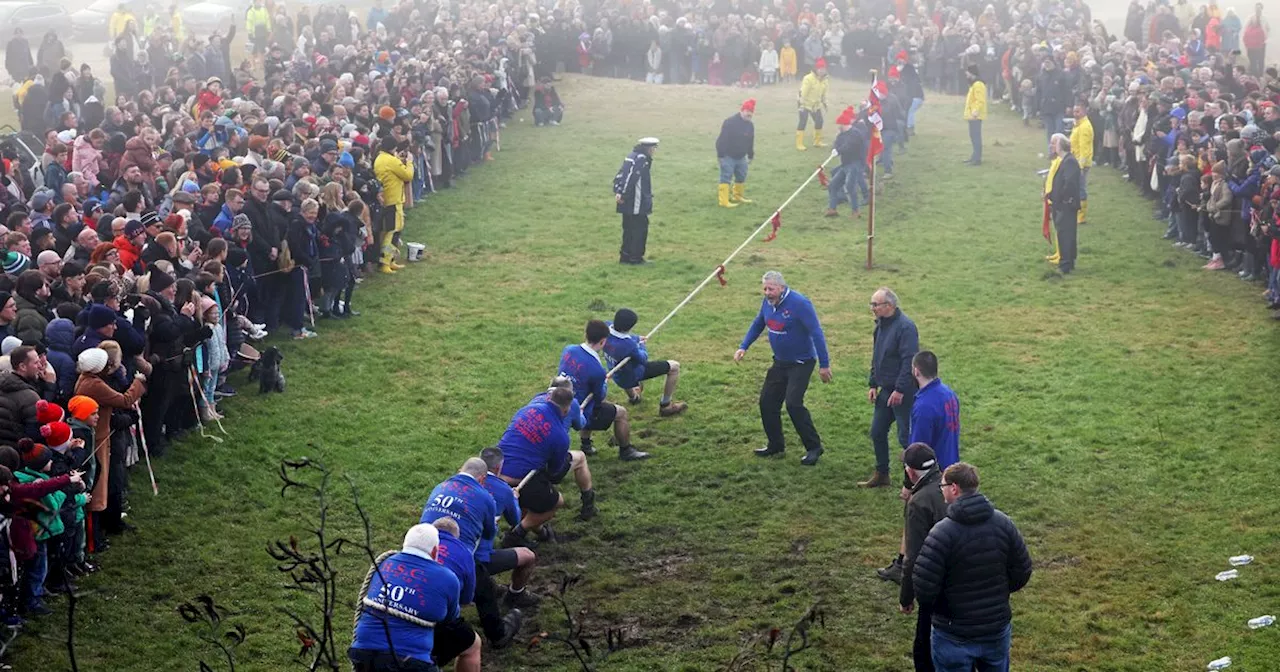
550,120,560,126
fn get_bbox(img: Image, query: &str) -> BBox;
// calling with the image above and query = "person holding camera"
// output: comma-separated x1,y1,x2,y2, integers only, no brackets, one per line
373,136,414,275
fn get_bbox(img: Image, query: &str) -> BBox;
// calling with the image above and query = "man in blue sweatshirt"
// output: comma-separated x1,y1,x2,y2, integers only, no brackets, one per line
604,308,687,416
559,320,649,462
734,270,832,466
348,523,459,671
478,446,539,609
879,350,961,585
860,287,919,488
429,517,483,672
419,458,521,650
497,381,598,543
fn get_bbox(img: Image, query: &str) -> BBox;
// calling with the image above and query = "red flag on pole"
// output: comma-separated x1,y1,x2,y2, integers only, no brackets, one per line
817,166,829,187
763,211,782,242
866,73,887,167
715,264,727,286
1041,199,1051,240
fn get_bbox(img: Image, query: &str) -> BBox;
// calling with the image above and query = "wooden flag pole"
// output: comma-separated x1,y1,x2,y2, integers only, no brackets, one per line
867,68,878,271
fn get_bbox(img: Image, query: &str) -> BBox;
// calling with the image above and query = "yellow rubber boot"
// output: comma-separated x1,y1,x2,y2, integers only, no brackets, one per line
1077,200,1088,225
812,129,827,147
718,184,738,208
795,130,807,151
1045,227,1060,263
733,183,753,204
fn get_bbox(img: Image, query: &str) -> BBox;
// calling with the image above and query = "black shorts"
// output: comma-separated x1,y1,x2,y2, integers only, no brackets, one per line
586,401,618,431
639,360,671,382
486,548,519,575
430,617,476,666
516,470,560,514
349,649,439,672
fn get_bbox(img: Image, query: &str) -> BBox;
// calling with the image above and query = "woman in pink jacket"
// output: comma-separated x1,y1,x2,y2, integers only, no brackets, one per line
72,129,108,190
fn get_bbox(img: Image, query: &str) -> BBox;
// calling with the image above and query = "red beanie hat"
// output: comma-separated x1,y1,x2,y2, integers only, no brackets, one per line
741,98,756,112
888,65,901,79
897,50,908,63
814,57,827,70
41,422,72,452
35,400,63,425
836,105,856,126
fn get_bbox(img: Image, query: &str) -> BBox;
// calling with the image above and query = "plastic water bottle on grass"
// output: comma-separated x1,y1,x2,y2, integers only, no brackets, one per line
1216,569,1239,581
1229,555,1253,566
1248,615,1275,629
1207,656,1231,670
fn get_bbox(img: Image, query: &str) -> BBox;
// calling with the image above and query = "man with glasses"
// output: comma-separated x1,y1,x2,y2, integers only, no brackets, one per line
895,443,948,672
860,287,918,487
734,270,832,466
913,463,1033,672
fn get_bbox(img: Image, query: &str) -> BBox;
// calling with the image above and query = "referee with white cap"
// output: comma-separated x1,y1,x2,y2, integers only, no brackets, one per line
612,137,659,265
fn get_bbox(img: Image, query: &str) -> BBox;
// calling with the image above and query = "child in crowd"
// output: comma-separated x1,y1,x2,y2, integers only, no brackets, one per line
759,39,779,85
780,39,797,82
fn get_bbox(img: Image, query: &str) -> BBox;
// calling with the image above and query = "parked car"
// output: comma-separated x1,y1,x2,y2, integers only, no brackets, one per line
182,0,246,36
0,1,72,38
70,0,149,38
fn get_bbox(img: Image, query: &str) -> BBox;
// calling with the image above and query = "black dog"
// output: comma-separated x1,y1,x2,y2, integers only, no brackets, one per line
248,347,286,394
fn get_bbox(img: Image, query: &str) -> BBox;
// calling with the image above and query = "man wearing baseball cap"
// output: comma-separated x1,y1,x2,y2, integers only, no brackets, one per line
613,137,659,265
895,443,948,672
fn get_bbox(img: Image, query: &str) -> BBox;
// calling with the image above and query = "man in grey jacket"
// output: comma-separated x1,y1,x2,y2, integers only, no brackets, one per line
897,443,949,672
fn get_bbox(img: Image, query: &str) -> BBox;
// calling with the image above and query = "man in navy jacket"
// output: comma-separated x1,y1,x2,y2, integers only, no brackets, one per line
861,287,919,488
734,270,832,466
913,463,1032,672
613,137,658,265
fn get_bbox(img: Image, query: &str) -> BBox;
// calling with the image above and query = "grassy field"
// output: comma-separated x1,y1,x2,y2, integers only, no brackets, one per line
10,75,1280,671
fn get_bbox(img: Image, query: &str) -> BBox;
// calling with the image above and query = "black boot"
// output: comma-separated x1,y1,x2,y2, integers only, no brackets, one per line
618,445,649,461
580,439,597,456
800,447,824,466
579,489,598,521
502,526,534,549
754,445,785,457
491,608,523,650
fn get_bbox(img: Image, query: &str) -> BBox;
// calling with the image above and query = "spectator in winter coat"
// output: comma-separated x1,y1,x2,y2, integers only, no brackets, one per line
895,443,949,672
912,463,1032,672
12,270,51,343
72,131,108,191
73,346,145,523
43,318,77,402
0,346,46,444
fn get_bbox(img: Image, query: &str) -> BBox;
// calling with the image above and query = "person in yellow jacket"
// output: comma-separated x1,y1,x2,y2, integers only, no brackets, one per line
1043,149,1062,263
373,136,414,274
246,0,272,58
170,5,186,41
962,64,987,165
109,6,136,40
796,57,829,151
779,39,797,82
1069,104,1094,224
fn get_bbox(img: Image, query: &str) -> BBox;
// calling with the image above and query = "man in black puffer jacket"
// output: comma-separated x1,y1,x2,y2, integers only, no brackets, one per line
912,463,1032,672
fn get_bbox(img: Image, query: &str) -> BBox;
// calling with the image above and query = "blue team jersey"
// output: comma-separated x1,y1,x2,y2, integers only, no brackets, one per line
478,474,521,560
909,378,961,469
602,323,649,389
351,550,460,662
419,474,498,562
498,395,574,480
435,531,477,606
558,344,607,419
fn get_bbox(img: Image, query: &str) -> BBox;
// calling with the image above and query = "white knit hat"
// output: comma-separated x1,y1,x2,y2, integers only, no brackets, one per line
402,523,440,555
0,336,21,356
77,348,109,374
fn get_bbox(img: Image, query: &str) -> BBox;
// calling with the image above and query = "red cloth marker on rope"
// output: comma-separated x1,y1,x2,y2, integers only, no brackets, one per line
763,211,782,242
715,264,727,286
817,165,829,187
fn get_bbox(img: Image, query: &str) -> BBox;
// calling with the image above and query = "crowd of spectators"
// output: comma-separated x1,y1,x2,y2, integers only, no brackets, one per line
0,0,551,647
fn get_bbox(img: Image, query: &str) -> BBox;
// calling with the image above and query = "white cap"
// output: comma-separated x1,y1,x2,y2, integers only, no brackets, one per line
402,523,440,554
638,137,660,146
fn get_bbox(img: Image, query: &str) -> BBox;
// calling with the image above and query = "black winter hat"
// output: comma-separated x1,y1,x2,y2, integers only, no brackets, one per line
902,443,937,471
613,308,638,332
